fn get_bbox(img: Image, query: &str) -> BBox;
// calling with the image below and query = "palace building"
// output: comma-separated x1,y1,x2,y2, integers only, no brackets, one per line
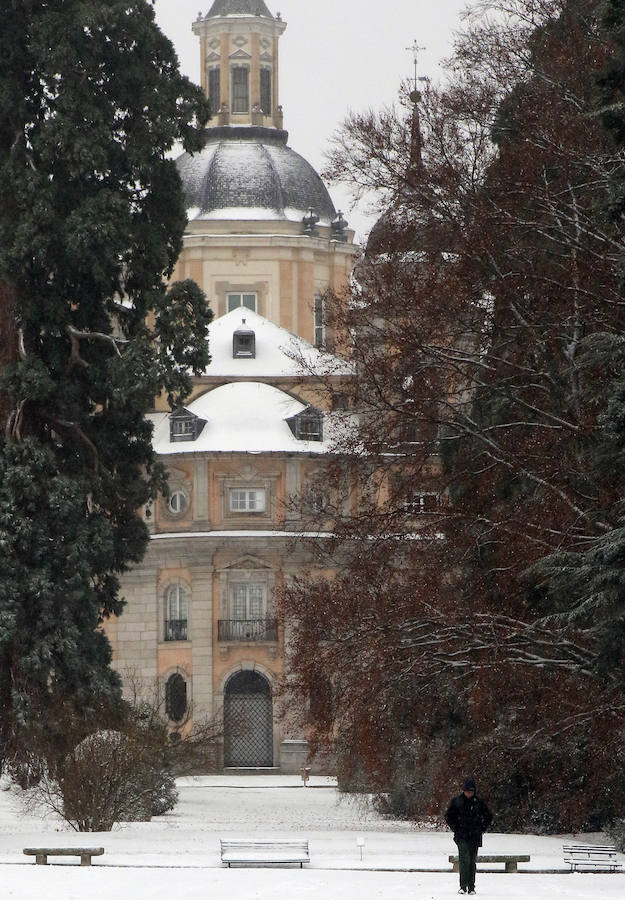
105,0,358,772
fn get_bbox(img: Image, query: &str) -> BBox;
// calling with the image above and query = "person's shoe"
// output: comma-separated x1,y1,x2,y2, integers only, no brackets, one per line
468,890,476,895
458,889,466,894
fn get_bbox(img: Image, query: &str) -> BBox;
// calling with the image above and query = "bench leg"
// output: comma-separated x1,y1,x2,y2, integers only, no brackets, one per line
452,861,459,872
80,854,91,866
35,854,47,865
505,861,518,873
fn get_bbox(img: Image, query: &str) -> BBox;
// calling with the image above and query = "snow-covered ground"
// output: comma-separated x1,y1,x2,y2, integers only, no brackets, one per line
0,775,623,899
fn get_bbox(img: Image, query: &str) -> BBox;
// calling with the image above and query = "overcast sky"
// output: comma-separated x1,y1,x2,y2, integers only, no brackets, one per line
153,0,469,242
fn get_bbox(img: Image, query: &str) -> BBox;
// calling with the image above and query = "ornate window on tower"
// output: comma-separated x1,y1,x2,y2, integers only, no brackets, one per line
260,67,272,114
208,67,220,113
231,66,249,113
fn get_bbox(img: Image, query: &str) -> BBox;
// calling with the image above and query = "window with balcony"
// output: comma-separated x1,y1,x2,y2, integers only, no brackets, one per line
218,582,277,642
164,583,188,642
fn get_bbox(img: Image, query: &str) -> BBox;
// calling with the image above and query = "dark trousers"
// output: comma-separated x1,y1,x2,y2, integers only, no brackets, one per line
457,839,478,891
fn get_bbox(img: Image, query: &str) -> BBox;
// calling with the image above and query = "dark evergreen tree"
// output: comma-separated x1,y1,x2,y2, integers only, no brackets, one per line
0,0,211,758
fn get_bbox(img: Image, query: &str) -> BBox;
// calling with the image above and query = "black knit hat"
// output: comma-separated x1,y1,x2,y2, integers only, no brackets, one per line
462,778,476,791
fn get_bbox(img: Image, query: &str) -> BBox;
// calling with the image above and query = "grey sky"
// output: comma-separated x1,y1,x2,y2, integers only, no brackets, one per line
153,0,469,242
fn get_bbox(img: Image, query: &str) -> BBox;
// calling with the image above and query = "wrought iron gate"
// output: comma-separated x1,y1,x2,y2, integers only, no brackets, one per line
224,670,273,767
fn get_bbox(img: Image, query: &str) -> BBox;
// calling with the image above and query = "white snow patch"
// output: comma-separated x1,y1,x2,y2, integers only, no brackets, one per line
0,775,622,899
202,308,353,379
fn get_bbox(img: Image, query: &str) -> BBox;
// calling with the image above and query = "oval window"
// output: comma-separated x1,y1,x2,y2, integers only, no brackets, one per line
169,490,188,514
165,673,187,722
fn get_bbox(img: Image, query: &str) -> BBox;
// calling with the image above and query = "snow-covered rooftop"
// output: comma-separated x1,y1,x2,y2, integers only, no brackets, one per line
176,127,336,226
150,382,333,455
202,308,352,379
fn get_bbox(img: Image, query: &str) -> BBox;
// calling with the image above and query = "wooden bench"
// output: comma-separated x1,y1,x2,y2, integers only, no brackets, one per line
220,838,310,868
449,854,530,873
24,847,104,866
563,844,622,871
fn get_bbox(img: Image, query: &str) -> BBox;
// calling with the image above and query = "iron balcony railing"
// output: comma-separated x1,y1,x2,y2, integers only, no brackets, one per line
164,619,188,642
218,618,278,643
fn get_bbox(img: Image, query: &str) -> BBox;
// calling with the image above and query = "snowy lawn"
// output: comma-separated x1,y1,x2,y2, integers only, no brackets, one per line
0,775,622,899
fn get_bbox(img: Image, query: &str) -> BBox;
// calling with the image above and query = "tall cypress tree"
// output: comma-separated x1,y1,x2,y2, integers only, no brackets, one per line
0,0,212,756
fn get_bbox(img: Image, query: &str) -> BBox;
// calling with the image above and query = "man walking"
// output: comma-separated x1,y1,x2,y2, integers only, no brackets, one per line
445,777,492,894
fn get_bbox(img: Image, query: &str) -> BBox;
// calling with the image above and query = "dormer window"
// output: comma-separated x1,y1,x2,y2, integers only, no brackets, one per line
287,406,323,442
169,407,206,443
233,320,256,358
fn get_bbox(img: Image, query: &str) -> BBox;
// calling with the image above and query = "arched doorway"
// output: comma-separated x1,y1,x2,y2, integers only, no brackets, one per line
224,670,273,768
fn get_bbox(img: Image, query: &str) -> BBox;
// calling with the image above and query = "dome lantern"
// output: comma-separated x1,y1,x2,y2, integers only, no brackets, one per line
193,1,287,130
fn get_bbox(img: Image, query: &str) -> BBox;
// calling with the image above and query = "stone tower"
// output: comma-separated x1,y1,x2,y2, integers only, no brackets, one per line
192,0,287,129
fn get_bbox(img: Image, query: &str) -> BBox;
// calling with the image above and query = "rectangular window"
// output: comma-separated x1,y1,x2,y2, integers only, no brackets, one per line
230,583,266,620
314,296,325,348
229,488,266,513
227,292,257,313
231,67,249,113
172,419,195,438
297,413,323,441
260,68,272,114
404,491,439,514
208,68,221,113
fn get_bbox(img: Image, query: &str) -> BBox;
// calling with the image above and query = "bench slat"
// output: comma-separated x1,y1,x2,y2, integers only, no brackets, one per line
562,844,621,871
220,838,309,868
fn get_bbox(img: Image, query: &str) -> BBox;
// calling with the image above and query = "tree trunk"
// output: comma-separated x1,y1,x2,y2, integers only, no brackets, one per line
0,279,18,434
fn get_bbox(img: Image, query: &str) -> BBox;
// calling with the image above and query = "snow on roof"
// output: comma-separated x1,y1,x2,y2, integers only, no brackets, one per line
150,382,331,454
202,308,353,378
176,128,337,225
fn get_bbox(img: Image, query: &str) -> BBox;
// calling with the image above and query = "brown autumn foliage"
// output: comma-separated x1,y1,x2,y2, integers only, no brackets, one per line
280,0,625,831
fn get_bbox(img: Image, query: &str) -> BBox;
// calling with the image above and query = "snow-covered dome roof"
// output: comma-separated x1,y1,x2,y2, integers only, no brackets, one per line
150,382,331,454
206,0,275,17
177,126,336,225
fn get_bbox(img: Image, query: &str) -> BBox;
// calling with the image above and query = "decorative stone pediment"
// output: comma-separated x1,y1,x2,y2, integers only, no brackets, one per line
224,556,272,571
229,48,252,60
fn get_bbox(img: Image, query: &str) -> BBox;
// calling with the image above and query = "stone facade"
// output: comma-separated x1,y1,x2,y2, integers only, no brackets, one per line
105,2,358,772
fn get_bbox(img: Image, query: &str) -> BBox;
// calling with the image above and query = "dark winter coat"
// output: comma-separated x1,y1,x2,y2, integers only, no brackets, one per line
445,793,492,847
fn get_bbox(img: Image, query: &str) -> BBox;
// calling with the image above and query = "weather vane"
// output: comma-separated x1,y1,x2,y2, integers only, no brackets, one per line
406,41,426,92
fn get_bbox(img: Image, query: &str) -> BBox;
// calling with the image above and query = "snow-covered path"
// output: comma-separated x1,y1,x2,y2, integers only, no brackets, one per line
0,775,622,899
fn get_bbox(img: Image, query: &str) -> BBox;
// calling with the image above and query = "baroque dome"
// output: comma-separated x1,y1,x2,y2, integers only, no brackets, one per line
176,126,337,225
205,0,275,17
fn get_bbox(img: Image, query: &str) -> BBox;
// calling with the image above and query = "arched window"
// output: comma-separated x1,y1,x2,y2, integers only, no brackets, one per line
165,583,188,642
165,673,187,722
